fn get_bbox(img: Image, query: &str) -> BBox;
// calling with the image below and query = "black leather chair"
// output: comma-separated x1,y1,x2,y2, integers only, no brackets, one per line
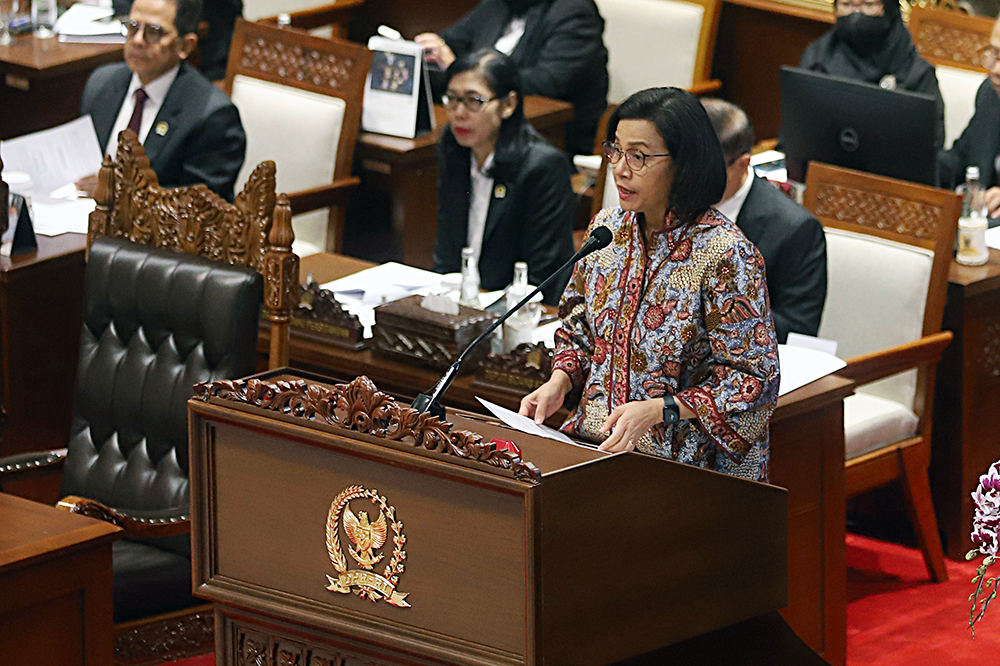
1,236,263,621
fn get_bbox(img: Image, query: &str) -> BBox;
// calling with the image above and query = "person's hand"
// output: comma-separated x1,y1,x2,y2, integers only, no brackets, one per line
75,174,99,199
414,32,455,69
598,399,666,453
985,187,1000,218
519,370,572,424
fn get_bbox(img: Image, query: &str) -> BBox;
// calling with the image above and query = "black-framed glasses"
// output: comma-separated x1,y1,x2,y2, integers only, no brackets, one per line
602,141,670,171
120,18,171,44
442,92,497,112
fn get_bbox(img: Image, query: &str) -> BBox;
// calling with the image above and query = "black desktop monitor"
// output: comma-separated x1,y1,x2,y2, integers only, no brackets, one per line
779,66,937,186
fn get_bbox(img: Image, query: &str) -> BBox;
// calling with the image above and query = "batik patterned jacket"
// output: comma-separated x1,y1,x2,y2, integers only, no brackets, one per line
553,207,780,481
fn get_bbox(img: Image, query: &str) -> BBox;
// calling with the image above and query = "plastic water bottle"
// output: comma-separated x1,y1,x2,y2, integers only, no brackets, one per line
957,166,989,266
502,262,540,351
459,246,480,308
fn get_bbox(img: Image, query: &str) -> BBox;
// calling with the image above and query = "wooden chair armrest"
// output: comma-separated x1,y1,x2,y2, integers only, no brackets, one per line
0,448,67,485
56,496,191,540
286,177,360,216
839,331,953,386
260,0,365,31
687,79,722,96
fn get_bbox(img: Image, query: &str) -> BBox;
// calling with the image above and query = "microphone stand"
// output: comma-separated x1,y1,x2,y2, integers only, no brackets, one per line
411,228,611,420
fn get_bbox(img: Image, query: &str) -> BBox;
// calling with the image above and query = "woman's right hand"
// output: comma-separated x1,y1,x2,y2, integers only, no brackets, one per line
519,370,573,424
414,33,456,69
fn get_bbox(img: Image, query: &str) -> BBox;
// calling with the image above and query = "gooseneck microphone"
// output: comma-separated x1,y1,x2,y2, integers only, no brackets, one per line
411,226,613,420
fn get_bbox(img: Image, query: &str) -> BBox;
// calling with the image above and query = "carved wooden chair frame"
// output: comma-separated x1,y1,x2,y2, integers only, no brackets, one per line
909,5,993,73
804,161,960,582
87,129,299,369
223,18,372,253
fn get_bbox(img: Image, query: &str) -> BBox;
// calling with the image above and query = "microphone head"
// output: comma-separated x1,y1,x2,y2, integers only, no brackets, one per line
590,226,613,248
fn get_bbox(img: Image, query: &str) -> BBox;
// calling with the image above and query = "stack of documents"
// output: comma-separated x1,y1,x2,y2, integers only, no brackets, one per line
55,4,125,43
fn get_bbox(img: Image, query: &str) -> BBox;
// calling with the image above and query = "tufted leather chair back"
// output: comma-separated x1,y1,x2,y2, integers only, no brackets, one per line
60,237,263,513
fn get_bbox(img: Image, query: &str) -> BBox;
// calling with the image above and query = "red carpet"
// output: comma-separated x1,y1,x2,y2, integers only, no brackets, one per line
161,535,1000,666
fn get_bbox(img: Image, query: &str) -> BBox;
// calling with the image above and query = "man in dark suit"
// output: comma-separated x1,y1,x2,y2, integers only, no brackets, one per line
703,99,827,344
938,16,1000,215
77,0,245,201
415,0,608,157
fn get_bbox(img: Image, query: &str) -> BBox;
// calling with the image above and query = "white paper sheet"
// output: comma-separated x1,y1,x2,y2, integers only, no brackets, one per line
777,343,847,396
55,4,125,42
476,397,579,446
30,199,95,236
985,225,1000,251
1,117,104,197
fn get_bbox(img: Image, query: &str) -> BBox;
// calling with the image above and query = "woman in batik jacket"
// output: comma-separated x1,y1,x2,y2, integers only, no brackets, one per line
519,87,780,482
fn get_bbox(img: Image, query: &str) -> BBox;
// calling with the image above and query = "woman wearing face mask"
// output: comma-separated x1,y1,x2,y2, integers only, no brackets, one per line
798,0,944,151
415,0,608,157
519,88,780,481
433,50,576,305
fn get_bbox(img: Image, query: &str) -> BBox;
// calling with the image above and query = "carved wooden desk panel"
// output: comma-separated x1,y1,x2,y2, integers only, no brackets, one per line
0,492,120,666
0,36,123,140
0,233,88,502
258,252,851,666
351,96,573,270
190,372,787,666
933,250,1000,560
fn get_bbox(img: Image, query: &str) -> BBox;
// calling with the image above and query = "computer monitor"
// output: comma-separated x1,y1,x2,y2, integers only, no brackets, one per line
780,66,937,186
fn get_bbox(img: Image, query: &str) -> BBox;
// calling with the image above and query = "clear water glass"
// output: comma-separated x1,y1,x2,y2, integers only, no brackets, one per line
0,0,19,45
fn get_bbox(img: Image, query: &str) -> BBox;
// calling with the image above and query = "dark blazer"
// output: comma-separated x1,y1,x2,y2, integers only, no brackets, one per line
938,79,1000,190
433,138,576,305
81,61,246,201
437,0,608,156
734,176,827,344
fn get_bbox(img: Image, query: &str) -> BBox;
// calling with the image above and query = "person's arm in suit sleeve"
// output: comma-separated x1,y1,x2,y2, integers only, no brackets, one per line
519,148,577,305
770,214,827,343
517,5,605,100
938,80,986,189
181,102,246,202
433,149,463,275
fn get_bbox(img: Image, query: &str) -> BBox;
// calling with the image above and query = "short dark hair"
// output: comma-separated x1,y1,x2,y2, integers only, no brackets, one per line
701,98,755,162
607,87,726,220
171,0,202,36
441,49,541,180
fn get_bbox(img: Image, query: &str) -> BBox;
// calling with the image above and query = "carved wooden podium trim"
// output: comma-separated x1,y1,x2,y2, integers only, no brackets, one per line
88,131,299,368
193,375,542,483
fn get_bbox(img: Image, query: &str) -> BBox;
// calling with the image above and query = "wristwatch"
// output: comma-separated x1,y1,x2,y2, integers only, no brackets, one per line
662,395,680,425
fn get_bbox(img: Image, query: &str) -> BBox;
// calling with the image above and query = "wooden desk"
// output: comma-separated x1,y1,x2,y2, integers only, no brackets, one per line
263,252,852,666
933,249,1000,560
0,233,88,502
0,35,122,140
0,492,120,666
351,96,574,270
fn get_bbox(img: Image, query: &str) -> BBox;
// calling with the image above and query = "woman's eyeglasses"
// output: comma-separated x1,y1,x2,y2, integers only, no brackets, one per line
442,92,496,112
120,18,170,44
602,141,670,171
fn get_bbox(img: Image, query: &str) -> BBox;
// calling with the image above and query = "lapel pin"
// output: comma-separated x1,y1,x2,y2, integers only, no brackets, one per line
494,184,506,199
155,121,169,136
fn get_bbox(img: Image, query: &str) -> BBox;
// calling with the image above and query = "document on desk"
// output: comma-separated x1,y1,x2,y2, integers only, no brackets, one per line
475,397,579,446
777,342,846,396
1,117,104,197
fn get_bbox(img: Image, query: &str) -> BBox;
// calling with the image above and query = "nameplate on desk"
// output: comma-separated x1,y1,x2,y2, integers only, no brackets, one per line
361,36,435,139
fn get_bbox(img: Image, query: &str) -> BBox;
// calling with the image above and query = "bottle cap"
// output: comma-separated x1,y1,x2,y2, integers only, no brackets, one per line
967,166,981,180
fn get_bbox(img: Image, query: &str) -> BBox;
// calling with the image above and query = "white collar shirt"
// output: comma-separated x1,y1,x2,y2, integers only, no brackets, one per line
715,166,754,223
104,65,180,156
467,151,496,264
494,17,527,55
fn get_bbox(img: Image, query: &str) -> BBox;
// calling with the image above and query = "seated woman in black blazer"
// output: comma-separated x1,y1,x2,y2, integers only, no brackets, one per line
798,0,945,152
432,49,575,305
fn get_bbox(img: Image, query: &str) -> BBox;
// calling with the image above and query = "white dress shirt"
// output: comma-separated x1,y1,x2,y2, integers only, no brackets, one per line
467,151,496,263
715,166,754,223
494,17,526,55
104,65,180,156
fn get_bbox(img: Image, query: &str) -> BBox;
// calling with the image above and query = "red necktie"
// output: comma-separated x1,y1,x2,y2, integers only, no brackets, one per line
126,88,148,136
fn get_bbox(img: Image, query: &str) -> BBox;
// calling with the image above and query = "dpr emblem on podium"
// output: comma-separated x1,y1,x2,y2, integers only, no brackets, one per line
325,485,410,608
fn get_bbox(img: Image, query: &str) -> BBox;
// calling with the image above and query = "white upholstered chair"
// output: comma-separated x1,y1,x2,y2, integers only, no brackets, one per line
805,162,960,582
225,19,371,256
909,7,992,149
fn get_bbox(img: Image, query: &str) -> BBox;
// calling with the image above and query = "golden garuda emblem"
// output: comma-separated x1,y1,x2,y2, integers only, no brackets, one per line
325,485,410,608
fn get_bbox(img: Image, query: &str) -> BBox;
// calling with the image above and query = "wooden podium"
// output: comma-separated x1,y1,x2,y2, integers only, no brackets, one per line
189,370,788,666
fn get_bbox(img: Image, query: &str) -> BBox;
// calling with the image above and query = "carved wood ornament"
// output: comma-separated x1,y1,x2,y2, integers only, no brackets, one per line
810,179,943,241
289,281,364,349
194,375,542,483
89,130,299,369
475,342,554,393
910,11,988,69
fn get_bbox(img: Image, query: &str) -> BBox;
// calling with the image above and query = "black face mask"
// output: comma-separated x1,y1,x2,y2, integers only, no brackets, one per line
834,12,892,52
